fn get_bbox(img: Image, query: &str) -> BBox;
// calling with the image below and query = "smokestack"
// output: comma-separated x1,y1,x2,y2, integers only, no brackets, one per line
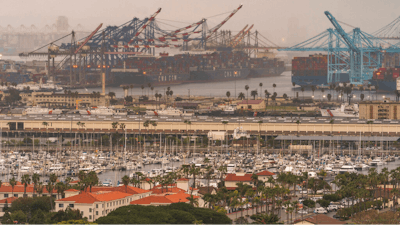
102,72,105,95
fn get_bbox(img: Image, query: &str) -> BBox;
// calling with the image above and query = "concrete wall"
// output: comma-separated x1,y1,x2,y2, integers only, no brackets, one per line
2,119,400,136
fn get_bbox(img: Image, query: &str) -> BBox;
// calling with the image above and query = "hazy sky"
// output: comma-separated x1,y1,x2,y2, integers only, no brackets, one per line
2,0,400,46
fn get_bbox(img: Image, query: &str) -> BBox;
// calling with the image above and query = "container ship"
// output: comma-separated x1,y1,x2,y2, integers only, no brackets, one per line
110,50,284,87
369,67,400,92
292,54,349,87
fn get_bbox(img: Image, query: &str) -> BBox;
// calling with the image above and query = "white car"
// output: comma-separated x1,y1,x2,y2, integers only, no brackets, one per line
314,207,328,214
297,209,308,214
327,205,339,211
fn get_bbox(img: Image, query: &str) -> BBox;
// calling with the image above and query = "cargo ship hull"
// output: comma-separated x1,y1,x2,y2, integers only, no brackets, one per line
111,69,189,87
249,67,285,78
292,75,327,86
188,68,249,82
369,80,396,92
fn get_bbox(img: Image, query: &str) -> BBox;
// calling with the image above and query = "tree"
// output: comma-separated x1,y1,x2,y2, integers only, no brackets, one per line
122,175,130,193
238,92,245,100
9,177,16,197
46,181,55,209
186,194,199,207
2,211,12,224
283,93,288,100
264,90,270,108
245,85,250,109
86,171,99,193
32,173,40,196
259,82,263,98
292,82,296,99
251,90,258,100
327,93,332,101
226,91,231,100
21,174,31,196
55,182,66,200
311,85,316,97
272,83,276,94
301,87,305,100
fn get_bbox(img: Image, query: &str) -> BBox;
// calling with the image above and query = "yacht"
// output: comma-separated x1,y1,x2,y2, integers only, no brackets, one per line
339,164,357,174
146,107,187,116
80,106,125,116
23,106,62,115
369,158,384,166
320,103,359,118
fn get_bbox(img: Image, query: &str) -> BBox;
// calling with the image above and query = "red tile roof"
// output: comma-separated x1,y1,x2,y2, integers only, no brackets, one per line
0,185,57,194
150,187,186,194
224,173,253,182
177,178,189,181
65,189,80,192
130,193,199,205
113,186,151,195
56,191,132,204
304,214,344,224
237,100,264,105
256,170,275,176
0,197,18,204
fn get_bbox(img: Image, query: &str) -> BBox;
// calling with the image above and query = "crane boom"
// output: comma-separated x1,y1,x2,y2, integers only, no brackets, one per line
205,4,243,40
324,11,358,52
74,23,103,54
229,25,248,46
128,8,162,44
232,24,253,47
162,19,205,37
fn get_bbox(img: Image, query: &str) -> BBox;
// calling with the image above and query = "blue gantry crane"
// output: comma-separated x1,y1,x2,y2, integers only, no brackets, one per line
280,11,400,85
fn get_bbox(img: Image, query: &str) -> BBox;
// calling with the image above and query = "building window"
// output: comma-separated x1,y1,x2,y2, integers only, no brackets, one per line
4,194,8,198
89,215,92,220
14,194,18,197
96,211,98,215
96,204,98,208
81,211,83,216
59,204,64,208
89,208,92,213
69,204,74,208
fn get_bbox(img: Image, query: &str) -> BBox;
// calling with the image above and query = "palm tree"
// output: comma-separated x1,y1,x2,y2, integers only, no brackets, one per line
259,82,263,98
251,90,258,100
32,173,40,196
21,174,31,197
301,87,305,100
9,177,16,197
265,90,270,109
86,171,99,192
46,181,55,209
36,182,44,197
186,194,199,207
122,175,130,193
327,93,332,101
273,83,276,94
189,164,201,194
141,84,145,97
245,85,249,109
311,85,316,97
130,84,134,96
292,82,296,98
226,91,231,100
283,93,288,100
238,92,245,100
55,182,66,199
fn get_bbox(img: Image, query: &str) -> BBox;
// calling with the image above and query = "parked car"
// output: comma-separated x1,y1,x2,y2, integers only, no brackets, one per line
327,205,339,212
314,207,328,214
297,209,308,214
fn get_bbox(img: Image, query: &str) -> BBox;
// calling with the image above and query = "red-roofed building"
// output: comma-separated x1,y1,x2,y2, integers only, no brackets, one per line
256,170,276,186
130,192,200,206
0,197,18,217
0,184,58,200
55,188,150,222
224,173,254,189
237,99,265,110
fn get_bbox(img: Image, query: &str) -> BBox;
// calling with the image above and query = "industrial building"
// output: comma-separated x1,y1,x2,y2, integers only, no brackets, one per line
20,92,110,108
359,101,400,119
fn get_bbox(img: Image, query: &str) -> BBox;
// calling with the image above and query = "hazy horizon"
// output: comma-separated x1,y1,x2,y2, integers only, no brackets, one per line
2,0,400,46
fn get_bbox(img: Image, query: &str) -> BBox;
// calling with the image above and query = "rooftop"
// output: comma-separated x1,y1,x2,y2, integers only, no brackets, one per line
56,191,132,204
130,193,199,205
225,173,253,182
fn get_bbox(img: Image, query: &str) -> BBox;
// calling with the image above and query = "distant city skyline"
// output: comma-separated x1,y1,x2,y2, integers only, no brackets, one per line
2,0,400,46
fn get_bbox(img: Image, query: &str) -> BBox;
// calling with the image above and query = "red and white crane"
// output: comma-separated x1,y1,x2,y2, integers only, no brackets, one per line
232,24,253,47
127,8,162,45
229,24,248,46
74,23,103,54
205,4,243,40
162,19,205,37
